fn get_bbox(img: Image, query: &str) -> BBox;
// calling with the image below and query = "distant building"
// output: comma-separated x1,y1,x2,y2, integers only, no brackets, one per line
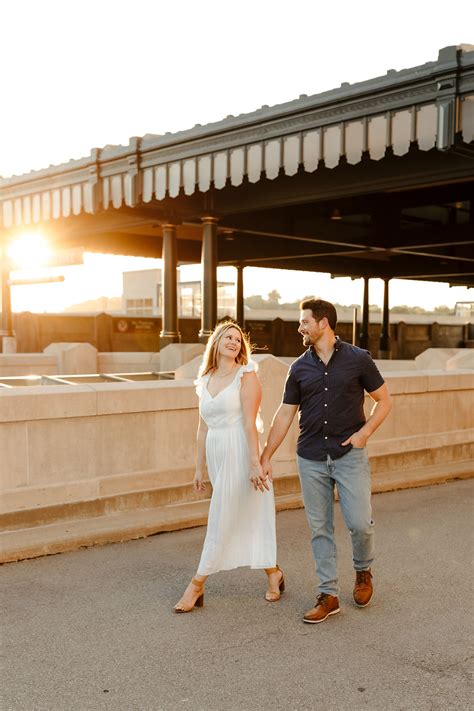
455,301,474,318
122,269,235,318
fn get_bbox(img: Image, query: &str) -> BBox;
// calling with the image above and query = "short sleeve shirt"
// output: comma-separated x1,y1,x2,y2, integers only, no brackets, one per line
283,338,385,461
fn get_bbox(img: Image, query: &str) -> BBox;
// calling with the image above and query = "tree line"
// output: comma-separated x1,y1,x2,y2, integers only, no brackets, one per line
244,291,455,315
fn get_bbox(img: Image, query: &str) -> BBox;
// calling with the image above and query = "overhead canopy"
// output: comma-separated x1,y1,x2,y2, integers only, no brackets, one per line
1,44,474,286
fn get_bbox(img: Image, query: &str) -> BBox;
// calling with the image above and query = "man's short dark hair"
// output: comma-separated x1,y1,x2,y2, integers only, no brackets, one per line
300,298,337,330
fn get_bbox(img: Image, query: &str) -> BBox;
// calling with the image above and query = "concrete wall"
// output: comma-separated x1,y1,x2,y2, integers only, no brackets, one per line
97,352,161,374
0,354,58,377
1,355,473,516
0,343,206,379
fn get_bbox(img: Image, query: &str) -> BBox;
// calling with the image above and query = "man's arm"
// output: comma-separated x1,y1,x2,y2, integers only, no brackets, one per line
261,403,298,479
341,383,392,448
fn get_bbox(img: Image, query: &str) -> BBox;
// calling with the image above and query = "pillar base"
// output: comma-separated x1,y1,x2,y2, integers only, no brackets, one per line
159,332,181,349
0,335,16,353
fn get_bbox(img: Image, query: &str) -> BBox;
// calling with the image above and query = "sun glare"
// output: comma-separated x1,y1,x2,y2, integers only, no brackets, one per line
8,232,51,269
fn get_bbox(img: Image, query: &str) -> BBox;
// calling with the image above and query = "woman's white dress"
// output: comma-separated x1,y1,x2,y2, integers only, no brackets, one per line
195,361,276,576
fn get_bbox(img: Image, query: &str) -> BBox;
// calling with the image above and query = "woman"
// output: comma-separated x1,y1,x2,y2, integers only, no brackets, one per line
174,321,284,612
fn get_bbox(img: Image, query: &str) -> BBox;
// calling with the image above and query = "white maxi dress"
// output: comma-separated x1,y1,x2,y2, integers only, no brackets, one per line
195,361,277,576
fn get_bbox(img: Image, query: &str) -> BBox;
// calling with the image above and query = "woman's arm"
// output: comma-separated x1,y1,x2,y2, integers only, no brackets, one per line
240,371,268,491
194,415,208,492
260,403,298,480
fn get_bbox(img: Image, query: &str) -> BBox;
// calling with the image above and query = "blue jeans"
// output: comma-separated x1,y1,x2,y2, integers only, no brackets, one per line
297,447,374,597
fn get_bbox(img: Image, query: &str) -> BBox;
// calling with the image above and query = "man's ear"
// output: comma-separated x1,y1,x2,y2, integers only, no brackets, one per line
320,316,329,329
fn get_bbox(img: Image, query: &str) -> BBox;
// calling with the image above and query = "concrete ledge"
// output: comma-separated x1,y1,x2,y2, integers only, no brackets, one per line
0,354,57,376
384,370,473,394
0,379,199,423
0,500,212,564
0,482,205,531
1,473,300,530
0,385,97,422
92,379,197,415
370,459,473,492
1,462,472,564
97,352,161,374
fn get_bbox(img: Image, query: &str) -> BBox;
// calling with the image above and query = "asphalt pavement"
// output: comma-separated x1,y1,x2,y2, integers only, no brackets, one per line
2,479,473,711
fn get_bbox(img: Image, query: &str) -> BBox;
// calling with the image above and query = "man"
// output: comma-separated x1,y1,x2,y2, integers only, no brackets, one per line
261,298,392,623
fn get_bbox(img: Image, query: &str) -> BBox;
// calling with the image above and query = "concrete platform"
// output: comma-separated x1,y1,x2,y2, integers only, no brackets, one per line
2,480,473,710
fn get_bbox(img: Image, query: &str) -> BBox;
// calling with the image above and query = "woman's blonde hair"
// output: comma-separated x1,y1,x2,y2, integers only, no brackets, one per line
199,321,252,377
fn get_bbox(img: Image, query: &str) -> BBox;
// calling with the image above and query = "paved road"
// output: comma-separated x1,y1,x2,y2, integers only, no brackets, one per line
2,480,473,711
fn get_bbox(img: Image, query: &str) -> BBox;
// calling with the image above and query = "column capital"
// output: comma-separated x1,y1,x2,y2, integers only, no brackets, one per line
201,215,219,225
155,210,181,227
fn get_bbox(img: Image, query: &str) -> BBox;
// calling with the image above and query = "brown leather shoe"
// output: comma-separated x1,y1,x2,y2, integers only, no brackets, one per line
353,569,373,607
303,593,340,624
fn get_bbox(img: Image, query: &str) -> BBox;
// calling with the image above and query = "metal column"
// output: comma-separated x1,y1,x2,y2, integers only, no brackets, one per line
379,278,391,358
199,216,218,344
159,223,181,348
235,263,244,327
359,276,370,350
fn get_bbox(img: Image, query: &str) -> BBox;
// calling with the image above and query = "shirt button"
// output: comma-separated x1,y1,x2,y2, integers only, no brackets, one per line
324,436,328,439
324,420,327,424
324,387,328,391
324,403,327,407
324,372,328,375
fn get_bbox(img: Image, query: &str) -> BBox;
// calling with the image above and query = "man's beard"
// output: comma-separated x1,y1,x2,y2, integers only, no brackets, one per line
303,331,323,346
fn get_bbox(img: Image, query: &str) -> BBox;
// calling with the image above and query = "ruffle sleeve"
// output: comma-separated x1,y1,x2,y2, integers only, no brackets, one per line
237,360,258,379
194,374,209,399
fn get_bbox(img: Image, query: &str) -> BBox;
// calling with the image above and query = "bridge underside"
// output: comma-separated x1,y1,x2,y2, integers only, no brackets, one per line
25,145,473,289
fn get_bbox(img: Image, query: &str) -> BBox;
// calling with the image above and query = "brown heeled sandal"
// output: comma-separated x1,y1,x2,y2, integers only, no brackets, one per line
174,578,205,613
265,566,285,602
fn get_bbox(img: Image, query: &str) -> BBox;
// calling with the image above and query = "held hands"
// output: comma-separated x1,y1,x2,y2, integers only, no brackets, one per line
341,430,368,449
193,470,206,493
260,455,273,483
249,461,270,492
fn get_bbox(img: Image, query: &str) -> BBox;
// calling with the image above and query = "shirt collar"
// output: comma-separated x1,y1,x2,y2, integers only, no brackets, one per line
308,335,342,361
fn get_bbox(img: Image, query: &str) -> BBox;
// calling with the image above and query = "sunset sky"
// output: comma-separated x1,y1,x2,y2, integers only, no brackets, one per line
2,0,472,312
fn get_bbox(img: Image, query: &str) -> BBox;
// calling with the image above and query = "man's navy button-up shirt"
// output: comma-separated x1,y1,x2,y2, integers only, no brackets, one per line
283,338,385,461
